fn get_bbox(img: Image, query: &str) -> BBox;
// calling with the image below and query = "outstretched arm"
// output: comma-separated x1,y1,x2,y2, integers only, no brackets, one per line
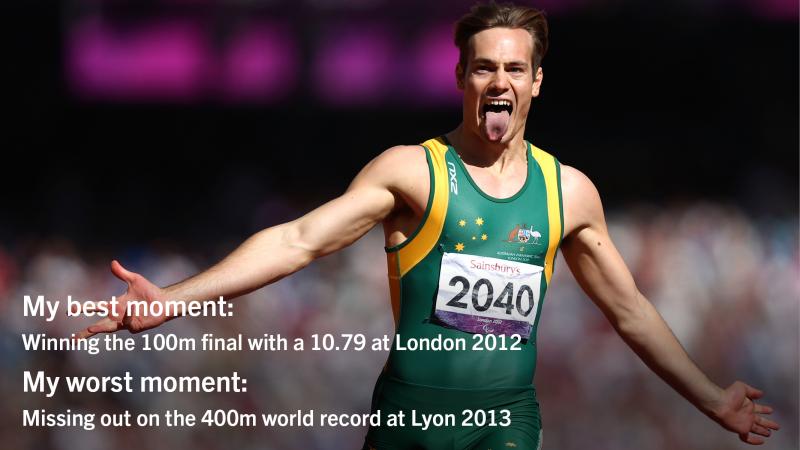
77,146,424,338
559,165,779,445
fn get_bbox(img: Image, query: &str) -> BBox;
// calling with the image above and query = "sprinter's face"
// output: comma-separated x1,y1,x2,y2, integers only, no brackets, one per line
458,27,543,144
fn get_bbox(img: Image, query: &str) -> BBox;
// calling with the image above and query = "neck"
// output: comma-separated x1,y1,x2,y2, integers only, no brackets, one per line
446,124,528,169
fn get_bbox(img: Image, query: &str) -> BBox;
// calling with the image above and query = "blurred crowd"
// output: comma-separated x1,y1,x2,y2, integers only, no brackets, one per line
1,202,797,450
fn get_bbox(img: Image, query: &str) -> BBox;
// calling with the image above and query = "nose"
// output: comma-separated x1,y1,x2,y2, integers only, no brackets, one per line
488,69,511,93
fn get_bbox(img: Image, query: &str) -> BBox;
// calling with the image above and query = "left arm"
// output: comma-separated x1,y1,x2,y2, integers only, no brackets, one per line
559,165,779,445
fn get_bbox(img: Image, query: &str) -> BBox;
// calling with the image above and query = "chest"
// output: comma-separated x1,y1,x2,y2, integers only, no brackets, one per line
439,194,549,266
437,152,550,265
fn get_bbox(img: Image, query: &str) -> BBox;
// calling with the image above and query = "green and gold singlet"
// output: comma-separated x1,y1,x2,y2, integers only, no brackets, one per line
365,136,564,450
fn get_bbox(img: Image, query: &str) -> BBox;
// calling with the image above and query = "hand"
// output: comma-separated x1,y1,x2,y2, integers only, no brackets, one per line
711,381,780,445
75,260,169,339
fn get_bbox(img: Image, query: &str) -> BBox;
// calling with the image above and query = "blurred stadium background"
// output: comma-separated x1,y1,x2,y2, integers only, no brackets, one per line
2,0,798,449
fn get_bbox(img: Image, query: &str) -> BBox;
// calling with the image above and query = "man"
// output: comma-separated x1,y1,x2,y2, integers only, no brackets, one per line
77,3,779,449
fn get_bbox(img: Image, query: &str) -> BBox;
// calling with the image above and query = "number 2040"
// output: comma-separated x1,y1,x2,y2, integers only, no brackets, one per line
446,276,536,317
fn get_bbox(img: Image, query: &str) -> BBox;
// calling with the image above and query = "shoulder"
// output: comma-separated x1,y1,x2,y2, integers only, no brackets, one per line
350,144,428,192
560,164,598,200
360,145,427,180
371,145,427,168
560,164,606,237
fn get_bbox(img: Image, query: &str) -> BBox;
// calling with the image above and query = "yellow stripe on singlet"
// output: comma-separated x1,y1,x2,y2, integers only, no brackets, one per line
531,145,562,285
395,137,450,277
386,252,401,327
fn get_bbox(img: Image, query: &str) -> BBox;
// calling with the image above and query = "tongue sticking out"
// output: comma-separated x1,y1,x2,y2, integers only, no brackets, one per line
484,110,510,141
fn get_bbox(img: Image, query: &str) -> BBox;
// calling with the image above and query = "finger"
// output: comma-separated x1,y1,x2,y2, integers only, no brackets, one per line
743,383,764,400
756,416,780,431
108,294,127,322
69,302,102,315
74,316,122,340
73,327,98,340
111,260,137,284
87,317,123,334
740,432,765,445
70,299,122,320
754,404,773,415
751,424,771,437
72,304,103,314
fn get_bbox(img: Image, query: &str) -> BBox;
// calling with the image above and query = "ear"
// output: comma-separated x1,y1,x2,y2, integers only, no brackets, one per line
531,66,543,97
455,63,465,90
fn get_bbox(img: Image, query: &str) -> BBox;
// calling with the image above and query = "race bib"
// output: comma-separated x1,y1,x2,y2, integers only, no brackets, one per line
434,252,542,338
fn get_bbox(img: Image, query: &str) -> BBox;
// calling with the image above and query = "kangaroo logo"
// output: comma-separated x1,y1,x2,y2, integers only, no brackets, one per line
506,224,542,244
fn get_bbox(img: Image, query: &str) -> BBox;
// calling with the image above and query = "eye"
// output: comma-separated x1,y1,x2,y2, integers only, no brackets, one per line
474,65,493,74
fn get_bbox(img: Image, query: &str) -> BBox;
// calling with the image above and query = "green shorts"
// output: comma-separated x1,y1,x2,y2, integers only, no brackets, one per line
363,376,542,450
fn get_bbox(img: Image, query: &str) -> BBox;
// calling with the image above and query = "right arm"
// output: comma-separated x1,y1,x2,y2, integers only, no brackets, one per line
77,145,426,338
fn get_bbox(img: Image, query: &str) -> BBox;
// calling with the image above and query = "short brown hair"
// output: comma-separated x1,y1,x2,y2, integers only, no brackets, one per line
454,2,549,73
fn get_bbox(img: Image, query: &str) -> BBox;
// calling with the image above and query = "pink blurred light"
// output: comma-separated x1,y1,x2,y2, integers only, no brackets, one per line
313,27,395,105
746,0,798,20
219,24,298,102
411,24,461,105
67,18,209,101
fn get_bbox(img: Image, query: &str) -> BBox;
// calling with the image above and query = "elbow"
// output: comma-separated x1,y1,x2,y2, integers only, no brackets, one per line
609,290,650,339
280,221,319,271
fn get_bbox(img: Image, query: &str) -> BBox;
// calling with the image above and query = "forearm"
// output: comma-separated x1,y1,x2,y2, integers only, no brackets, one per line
162,221,313,303
560,171,778,443
614,292,724,416
158,185,392,305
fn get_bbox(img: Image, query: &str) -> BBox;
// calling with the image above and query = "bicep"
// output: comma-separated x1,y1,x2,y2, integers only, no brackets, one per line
288,145,422,258
560,166,641,323
562,226,640,322
291,184,395,257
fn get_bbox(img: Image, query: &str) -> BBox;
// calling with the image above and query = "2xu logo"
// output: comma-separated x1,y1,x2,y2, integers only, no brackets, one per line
447,161,458,195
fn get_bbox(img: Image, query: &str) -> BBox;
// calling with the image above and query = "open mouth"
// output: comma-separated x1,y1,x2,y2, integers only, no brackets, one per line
481,99,513,141
482,99,513,117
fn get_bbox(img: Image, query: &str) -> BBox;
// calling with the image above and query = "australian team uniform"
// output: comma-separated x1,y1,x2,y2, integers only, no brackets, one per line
364,137,564,449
